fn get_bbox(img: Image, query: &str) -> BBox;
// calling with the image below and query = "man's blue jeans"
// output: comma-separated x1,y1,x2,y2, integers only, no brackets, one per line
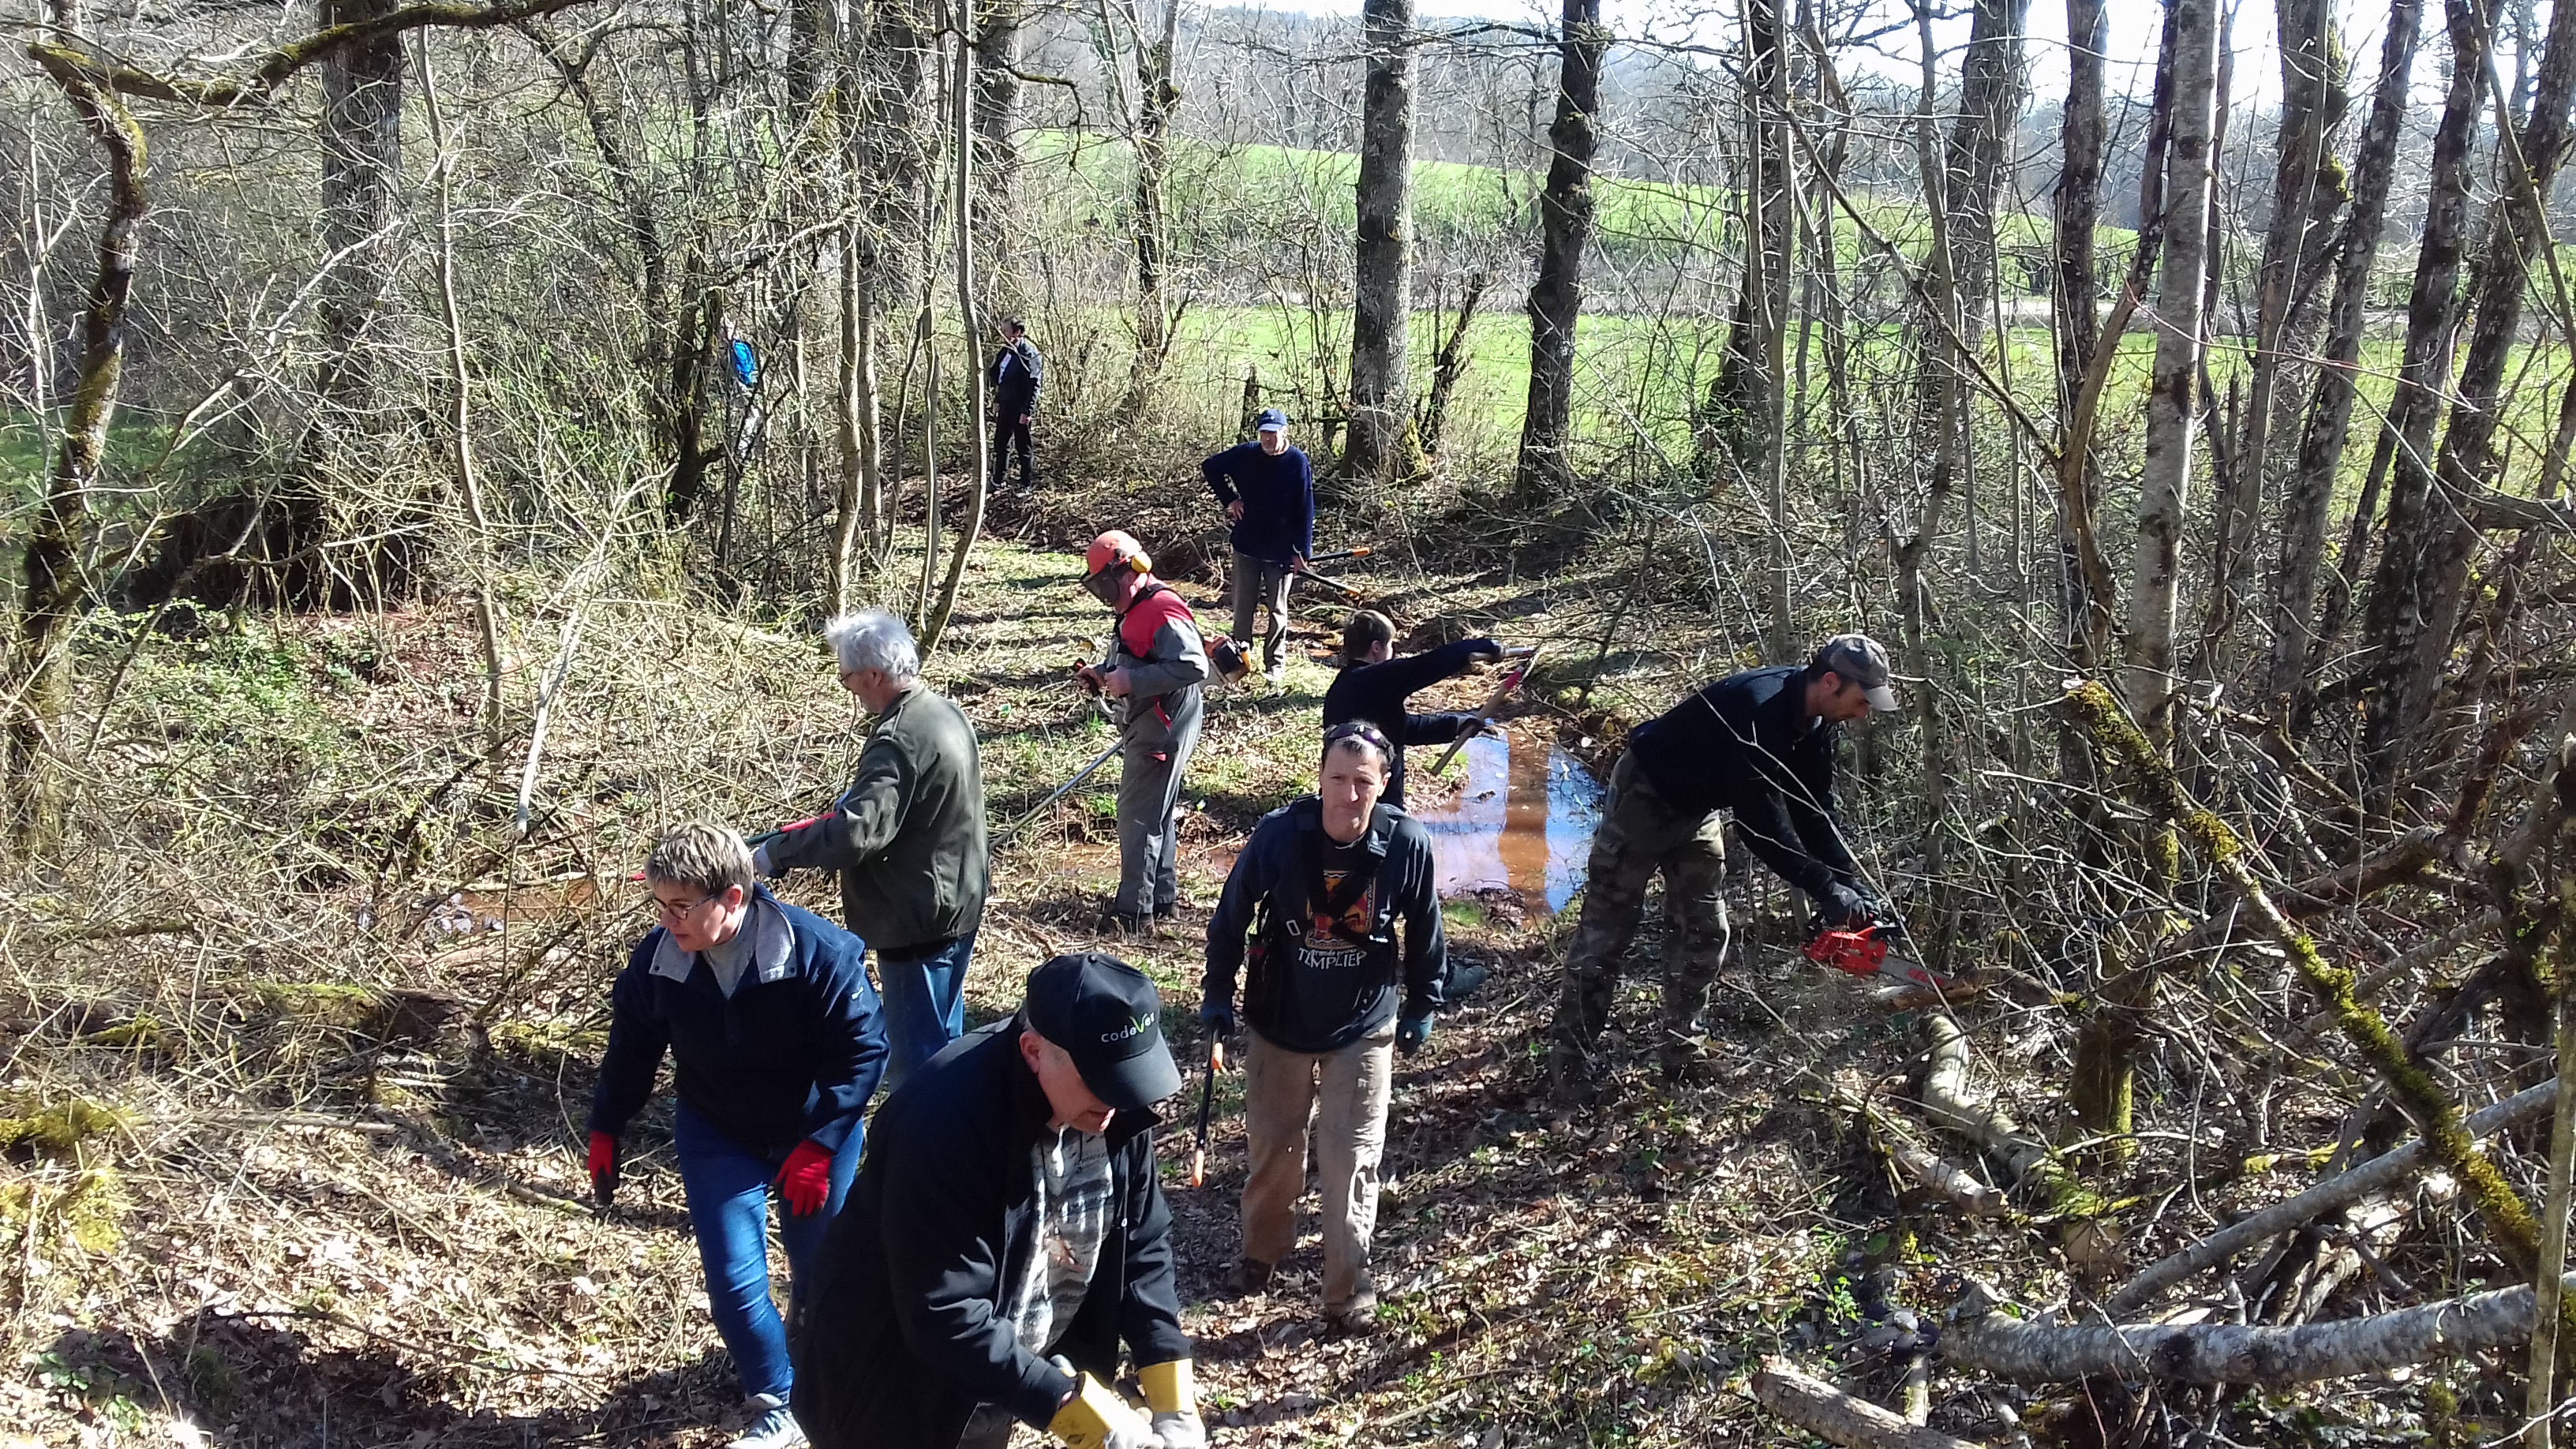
876,931,975,1090
672,1100,862,1402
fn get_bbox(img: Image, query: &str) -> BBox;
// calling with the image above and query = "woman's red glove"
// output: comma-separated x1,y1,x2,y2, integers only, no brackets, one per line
586,1132,619,1205
776,1140,834,1216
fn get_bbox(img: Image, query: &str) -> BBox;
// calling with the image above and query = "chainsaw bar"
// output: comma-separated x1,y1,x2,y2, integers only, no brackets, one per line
1803,921,1974,999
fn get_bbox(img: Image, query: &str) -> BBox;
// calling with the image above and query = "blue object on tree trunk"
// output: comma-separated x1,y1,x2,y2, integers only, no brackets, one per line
731,339,759,391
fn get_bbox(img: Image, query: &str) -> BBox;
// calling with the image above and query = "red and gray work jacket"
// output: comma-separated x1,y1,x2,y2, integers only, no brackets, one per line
1104,582,1208,756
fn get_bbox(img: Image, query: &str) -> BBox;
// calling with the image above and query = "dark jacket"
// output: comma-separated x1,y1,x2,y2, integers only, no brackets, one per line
795,1020,1189,1449
586,887,888,1157
762,684,990,954
1204,798,1445,1054
1200,441,1314,567
1320,638,1501,810
990,338,1042,417
1623,665,1862,899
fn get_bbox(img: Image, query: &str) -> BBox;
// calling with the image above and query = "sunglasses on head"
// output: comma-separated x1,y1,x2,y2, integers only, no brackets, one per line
1322,721,1392,756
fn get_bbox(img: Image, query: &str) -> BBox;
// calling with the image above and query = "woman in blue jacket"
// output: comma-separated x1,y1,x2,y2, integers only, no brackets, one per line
588,823,889,1449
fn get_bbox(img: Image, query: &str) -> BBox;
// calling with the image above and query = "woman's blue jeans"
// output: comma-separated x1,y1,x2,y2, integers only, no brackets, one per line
672,1099,862,1402
876,930,975,1091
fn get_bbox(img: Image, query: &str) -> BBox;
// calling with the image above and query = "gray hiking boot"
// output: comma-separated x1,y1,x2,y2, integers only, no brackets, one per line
727,1397,807,1449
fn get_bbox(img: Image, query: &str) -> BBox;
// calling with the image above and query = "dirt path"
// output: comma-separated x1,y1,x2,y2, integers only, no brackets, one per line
2,534,1938,1448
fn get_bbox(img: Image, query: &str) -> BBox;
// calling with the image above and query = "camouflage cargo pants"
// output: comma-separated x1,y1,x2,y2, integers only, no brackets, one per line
1547,751,1730,1091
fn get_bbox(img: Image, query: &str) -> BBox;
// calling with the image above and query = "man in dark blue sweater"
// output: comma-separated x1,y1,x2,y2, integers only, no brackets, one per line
1547,635,1900,1104
1200,409,1313,686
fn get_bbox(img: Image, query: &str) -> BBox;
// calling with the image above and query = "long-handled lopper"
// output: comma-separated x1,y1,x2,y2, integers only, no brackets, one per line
992,737,1123,847
1428,646,1541,775
1189,1038,1227,1187
1304,546,1372,567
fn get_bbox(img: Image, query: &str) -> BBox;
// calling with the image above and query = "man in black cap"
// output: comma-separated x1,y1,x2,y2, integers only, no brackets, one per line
1200,409,1314,687
796,953,1203,1449
1546,634,1902,1104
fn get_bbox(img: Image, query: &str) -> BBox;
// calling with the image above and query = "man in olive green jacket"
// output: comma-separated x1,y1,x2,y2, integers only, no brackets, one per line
760,610,990,1089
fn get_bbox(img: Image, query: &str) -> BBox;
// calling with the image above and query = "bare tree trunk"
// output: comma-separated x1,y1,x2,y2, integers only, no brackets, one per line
12,32,145,848
972,0,1024,213
1757,0,1794,661
1421,270,1485,459
1121,0,1181,394
2207,0,2346,677
1346,0,1418,487
2122,0,2218,751
2052,0,2111,667
2363,0,2576,806
417,36,506,754
2267,0,2421,707
925,0,988,654
1512,0,1603,503
2349,0,2495,788
316,0,404,435
1705,0,1788,488
834,221,874,613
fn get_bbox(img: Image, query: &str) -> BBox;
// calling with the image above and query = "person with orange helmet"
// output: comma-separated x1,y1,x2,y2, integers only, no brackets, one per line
1075,531,1209,932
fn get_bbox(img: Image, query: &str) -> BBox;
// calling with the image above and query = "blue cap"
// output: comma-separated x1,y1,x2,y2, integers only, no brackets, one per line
1253,408,1289,433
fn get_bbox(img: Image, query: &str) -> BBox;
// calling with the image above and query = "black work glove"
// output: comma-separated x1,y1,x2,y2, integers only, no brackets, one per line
1395,1014,1432,1056
1200,1000,1237,1039
1819,882,1872,929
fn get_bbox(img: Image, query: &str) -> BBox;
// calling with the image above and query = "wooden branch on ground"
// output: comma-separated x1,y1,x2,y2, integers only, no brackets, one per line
1949,1276,2570,1383
2107,1078,2555,1317
2065,680,2544,1278
1749,1358,1979,1449
1915,1013,2097,1216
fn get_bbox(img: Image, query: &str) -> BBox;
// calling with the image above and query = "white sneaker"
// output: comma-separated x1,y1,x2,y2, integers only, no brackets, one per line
1265,662,1287,687
727,1398,808,1449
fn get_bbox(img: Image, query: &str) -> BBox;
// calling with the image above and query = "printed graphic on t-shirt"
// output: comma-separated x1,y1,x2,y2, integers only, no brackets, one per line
1297,868,1377,973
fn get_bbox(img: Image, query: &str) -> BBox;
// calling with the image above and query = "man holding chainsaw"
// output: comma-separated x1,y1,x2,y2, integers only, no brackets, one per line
1077,530,1210,934
1200,721,1446,1334
1201,408,1313,687
1547,634,1900,1106
754,609,987,1091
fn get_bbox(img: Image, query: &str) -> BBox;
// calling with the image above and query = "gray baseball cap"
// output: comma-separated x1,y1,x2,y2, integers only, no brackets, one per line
1814,633,1900,712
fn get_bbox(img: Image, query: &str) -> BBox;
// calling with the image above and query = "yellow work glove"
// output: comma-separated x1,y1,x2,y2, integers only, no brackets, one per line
1047,1371,1156,1449
1141,1360,1206,1449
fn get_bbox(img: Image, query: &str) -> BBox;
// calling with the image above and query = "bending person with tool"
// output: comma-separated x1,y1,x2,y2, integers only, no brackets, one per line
1546,634,1901,1106
752,610,987,1091
1076,530,1209,934
1200,721,1445,1334
795,953,1204,1449
1201,408,1313,687
588,823,888,1449
1321,608,1508,811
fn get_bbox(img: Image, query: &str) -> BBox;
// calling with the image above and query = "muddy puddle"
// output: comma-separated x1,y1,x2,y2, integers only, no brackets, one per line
1409,728,1603,915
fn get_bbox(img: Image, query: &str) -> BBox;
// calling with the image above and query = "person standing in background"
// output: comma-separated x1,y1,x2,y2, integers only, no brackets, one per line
990,316,1043,490
1200,409,1313,687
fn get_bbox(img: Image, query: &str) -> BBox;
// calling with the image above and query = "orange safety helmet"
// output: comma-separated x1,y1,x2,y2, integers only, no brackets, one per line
1083,530,1152,579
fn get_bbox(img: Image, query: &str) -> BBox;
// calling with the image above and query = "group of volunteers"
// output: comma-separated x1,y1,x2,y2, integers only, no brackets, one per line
581,350,1908,1449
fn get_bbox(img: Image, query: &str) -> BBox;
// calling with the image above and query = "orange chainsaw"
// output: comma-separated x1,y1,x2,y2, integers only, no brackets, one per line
1803,917,1952,992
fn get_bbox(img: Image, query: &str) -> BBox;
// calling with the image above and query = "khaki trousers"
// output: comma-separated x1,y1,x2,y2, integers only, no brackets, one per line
1240,1024,1395,1312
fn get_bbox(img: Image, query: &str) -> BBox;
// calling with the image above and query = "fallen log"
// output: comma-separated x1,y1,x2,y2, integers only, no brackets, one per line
2106,1078,2555,1318
1749,1357,1979,1449
1949,1276,2570,1384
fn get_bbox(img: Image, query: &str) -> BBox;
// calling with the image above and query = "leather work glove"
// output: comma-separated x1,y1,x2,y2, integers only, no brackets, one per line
1199,999,1237,1039
1395,1014,1432,1057
775,1140,834,1217
1141,1359,1204,1448
1046,1361,1156,1449
586,1131,619,1207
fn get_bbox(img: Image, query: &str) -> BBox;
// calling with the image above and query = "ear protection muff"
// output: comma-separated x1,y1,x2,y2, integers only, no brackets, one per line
1129,551,1152,573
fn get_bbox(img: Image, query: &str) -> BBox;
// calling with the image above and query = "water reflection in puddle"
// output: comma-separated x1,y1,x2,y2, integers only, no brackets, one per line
1408,729,1604,914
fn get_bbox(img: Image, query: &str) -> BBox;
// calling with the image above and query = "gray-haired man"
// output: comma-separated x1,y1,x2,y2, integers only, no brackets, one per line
759,609,990,1089
1547,634,1901,1104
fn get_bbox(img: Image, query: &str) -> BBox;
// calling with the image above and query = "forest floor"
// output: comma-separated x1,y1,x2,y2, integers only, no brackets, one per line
0,486,2475,1447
